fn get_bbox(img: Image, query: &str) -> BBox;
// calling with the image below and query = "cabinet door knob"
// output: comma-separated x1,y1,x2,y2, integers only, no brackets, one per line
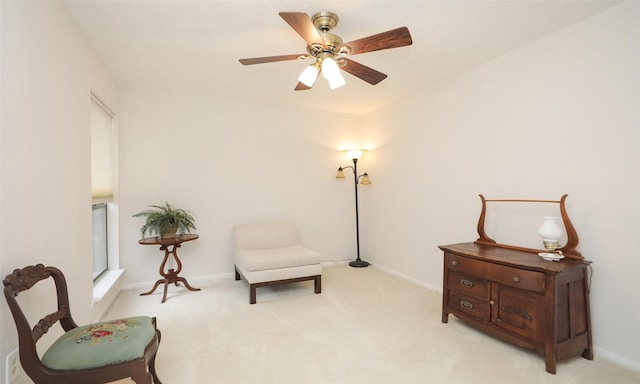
451,260,458,266
490,300,495,305
513,276,520,283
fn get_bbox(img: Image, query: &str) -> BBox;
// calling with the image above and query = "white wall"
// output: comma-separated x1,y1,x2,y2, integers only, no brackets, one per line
2,0,638,378
362,2,639,369
0,1,118,379
117,88,365,286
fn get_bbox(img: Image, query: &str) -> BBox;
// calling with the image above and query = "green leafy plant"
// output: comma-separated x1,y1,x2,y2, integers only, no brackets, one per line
132,201,196,239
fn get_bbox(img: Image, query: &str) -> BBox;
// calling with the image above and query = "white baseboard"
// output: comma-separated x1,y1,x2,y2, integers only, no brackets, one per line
371,262,442,293
594,347,640,372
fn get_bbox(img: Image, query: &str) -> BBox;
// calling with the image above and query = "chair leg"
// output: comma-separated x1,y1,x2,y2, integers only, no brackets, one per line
235,266,241,281
149,361,162,384
314,275,322,294
250,284,257,304
130,362,153,384
149,329,163,384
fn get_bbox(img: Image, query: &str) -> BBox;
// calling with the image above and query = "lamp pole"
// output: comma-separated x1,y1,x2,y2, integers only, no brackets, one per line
337,153,371,268
350,158,369,267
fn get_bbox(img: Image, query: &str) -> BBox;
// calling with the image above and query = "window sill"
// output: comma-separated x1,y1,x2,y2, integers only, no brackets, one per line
93,269,124,303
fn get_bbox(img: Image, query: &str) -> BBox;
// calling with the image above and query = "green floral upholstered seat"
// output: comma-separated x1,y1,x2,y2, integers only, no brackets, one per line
42,316,156,370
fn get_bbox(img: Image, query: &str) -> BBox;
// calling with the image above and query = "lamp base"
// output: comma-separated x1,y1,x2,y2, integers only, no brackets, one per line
349,259,370,268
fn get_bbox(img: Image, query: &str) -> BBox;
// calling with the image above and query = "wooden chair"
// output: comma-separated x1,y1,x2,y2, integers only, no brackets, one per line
3,264,162,384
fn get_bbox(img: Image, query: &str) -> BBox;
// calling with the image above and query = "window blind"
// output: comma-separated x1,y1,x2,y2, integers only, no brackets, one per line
90,94,114,201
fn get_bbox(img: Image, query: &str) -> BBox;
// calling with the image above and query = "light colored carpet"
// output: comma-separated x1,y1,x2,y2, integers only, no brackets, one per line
106,264,639,383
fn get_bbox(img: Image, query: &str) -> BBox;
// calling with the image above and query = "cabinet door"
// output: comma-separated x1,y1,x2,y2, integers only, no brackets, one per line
491,284,542,341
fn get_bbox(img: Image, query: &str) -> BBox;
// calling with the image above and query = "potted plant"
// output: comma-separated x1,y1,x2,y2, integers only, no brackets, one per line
133,201,196,239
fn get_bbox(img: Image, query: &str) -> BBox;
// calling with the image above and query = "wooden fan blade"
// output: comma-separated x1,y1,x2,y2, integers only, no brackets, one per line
279,12,325,47
341,58,388,85
344,27,412,55
295,82,312,91
239,54,304,65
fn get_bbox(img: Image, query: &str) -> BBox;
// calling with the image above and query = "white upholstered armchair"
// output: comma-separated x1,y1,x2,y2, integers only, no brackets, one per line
233,221,322,304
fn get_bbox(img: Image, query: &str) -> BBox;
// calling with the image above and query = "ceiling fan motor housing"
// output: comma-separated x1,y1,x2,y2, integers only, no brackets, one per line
312,11,339,32
306,12,349,59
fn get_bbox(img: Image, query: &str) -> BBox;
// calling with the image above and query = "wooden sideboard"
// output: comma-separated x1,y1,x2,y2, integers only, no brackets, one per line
440,242,593,374
440,195,594,373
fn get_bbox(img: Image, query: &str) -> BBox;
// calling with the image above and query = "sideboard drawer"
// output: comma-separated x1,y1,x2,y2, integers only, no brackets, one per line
446,253,545,293
490,265,544,293
447,270,489,299
447,291,490,321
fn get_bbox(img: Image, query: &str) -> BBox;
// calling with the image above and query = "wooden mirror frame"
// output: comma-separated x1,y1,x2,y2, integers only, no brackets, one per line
475,194,583,260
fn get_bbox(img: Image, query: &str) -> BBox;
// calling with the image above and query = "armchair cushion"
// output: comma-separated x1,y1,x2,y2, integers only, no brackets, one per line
237,245,321,272
41,316,156,370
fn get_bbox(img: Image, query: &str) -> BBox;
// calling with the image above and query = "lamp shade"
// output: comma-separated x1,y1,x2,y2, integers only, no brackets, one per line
344,149,366,160
539,216,563,251
327,72,346,89
298,64,319,87
321,57,340,79
336,167,346,178
322,57,346,89
538,217,563,240
360,173,371,185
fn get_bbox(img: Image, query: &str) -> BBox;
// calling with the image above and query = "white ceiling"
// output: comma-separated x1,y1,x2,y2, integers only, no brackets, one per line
64,1,619,115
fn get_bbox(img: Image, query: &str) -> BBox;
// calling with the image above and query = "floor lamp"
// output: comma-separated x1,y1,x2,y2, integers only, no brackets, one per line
336,149,372,268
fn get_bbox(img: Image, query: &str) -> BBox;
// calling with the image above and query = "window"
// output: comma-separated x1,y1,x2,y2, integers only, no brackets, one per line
91,93,116,281
92,203,108,280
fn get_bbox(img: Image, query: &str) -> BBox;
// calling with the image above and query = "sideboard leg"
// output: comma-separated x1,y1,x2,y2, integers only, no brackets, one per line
545,356,557,375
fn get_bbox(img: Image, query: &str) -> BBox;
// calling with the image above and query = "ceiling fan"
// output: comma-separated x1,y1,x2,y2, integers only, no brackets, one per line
239,11,413,90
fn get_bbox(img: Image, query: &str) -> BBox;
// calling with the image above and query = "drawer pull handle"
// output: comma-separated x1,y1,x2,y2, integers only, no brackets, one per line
459,279,474,288
451,260,458,266
512,276,520,283
459,300,474,310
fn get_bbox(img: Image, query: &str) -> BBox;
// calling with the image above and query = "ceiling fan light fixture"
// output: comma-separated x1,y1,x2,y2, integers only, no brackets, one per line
321,56,346,89
327,72,346,89
298,63,320,87
321,56,339,79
